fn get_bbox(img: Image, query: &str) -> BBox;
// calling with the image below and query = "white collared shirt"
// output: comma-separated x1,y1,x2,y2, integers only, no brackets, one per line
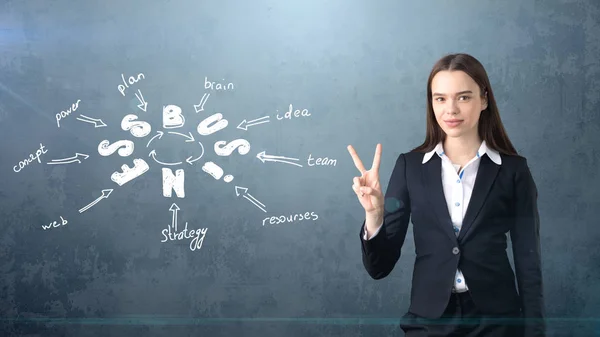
363,140,502,293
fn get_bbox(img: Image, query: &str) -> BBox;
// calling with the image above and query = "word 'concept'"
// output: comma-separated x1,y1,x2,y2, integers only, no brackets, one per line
160,203,207,251
56,99,81,127
118,72,145,96
262,211,319,226
14,143,48,173
41,216,68,230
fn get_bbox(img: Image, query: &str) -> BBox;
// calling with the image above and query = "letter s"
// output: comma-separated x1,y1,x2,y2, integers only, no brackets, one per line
214,139,250,156
98,139,135,157
161,229,169,242
121,114,151,137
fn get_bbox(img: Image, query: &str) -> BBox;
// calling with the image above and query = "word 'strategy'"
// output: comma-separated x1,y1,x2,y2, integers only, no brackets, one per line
41,215,68,230
160,203,207,251
13,143,48,173
161,223,208,252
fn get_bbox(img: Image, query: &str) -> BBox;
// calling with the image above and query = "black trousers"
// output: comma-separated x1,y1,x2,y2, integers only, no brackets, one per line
400,291,524,337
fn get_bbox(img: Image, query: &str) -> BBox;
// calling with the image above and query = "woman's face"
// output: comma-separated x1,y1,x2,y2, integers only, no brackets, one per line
431,70,487,140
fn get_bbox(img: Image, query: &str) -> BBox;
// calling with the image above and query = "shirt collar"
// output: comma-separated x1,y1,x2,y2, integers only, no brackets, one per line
421,140,502,165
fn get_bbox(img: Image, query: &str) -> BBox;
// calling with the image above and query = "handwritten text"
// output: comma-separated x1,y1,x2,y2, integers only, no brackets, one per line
118,72,145,96
276,104,310,120
56,99,81,127
41,216,68,230
161,222,208,251
204,76,234,91
13,143,48,173
262,211,319,226
308,154,337,166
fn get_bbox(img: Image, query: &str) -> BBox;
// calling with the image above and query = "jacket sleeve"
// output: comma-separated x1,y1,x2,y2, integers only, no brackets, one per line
359,153,411,279
510,157,546,336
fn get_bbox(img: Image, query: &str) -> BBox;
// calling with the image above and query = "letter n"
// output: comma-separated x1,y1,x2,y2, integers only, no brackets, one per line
162,168,185,198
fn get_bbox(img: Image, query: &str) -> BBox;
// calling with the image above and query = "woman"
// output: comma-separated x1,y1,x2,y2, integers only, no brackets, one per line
347,53,545,336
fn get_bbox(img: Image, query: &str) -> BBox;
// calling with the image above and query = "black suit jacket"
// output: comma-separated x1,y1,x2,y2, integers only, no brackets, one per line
359,151,545,335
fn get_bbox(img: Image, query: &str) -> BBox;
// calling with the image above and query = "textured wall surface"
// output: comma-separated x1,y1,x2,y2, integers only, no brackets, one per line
0,0,599,336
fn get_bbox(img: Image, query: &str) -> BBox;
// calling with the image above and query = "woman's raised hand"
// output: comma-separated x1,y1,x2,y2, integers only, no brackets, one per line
347,143,384,216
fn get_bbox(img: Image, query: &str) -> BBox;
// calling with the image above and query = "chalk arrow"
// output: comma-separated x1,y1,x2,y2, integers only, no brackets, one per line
149,150,182,166
134,89,147,112
47,153,90,165
146,131,164,148
168,131,195,142
256,151,303,167
79,189,113,213
169,203,181,232
184,141,204,165
186,155,201,165
76,114,107,128
237,116,270,131
194,93,210,113
235,186,266,213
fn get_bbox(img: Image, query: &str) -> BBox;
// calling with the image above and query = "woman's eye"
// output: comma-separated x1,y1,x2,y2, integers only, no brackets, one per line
434,96,469,102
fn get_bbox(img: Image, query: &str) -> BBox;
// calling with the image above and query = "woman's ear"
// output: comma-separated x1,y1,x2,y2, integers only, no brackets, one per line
482,91,488,110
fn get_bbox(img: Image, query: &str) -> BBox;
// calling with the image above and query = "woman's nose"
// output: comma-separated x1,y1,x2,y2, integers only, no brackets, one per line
445,100,459,115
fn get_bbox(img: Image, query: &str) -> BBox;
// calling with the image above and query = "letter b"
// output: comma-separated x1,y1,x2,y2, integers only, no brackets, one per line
163,105,185,129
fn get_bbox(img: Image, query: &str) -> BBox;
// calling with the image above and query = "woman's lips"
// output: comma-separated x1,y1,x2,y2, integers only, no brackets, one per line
445,120,463,127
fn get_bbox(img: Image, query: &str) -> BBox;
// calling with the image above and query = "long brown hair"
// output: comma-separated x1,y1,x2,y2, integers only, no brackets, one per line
410,53,518,156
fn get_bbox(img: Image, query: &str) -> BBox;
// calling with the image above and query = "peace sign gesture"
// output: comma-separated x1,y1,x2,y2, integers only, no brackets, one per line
347,143,384,215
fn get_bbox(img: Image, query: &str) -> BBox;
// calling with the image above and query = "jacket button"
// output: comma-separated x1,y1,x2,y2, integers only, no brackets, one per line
452,247,460,255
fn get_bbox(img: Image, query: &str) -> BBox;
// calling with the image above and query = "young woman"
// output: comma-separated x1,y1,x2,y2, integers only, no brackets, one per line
347,53,545,336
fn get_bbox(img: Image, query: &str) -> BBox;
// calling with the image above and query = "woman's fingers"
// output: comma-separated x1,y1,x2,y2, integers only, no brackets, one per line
371,143,382,172
353,177,367,197
347,145,367,175
352,178,364,197
352,184,362,196
360,186,373,195
353,181,377,198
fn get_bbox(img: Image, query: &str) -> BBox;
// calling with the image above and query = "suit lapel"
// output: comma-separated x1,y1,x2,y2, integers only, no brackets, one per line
422,155,457,243
457,155,500,241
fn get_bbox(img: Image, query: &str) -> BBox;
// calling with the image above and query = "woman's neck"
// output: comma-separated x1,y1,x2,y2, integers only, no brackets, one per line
443,134,482,163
